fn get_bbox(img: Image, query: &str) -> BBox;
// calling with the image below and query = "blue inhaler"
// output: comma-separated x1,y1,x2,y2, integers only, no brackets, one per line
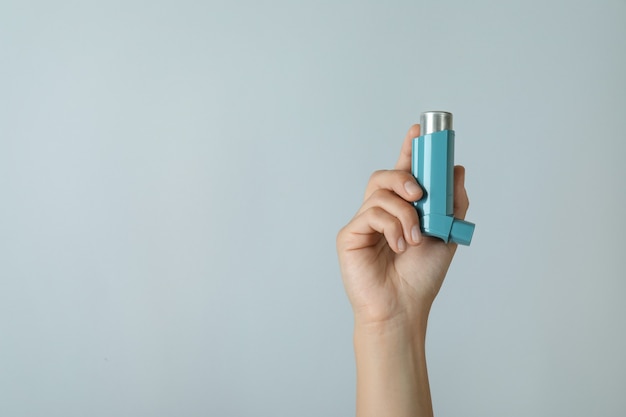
412,111,475,245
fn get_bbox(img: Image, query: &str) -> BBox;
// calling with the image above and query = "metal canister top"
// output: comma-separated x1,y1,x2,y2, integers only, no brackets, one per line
420,111,453,135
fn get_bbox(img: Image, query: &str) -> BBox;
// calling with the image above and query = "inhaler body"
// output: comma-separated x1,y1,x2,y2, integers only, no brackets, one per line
412,111,475,246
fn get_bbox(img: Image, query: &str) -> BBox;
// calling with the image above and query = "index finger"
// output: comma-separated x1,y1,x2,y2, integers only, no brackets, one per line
394,124,420,172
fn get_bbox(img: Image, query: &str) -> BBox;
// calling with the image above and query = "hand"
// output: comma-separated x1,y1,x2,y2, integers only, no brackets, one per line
336,124,470,327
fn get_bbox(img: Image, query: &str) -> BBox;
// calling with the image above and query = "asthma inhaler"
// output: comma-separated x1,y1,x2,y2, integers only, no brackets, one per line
412,111,475,245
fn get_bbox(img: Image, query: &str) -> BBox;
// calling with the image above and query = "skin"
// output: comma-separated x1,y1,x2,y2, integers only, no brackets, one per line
336,124,470,417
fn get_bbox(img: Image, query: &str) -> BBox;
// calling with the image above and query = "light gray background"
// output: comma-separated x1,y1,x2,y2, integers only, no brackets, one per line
1,1,625,416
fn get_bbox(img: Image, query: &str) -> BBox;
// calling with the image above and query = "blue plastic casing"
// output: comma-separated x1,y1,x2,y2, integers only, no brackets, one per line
412,130,475,245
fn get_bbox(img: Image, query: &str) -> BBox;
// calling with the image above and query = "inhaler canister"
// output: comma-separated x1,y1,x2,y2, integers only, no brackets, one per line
412,111,475,245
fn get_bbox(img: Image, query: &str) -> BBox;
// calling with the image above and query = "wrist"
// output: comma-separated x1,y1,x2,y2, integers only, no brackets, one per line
354,315,428,349
353,310,433,417
353,302,432,336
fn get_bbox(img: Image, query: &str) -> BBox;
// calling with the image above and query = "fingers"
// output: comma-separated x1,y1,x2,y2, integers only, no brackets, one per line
339,128,470,256
364,169,423,202
394,124,420,171
338,169,424,254
358,188,422,246
360,169,424,247
453,165,470,220
340,207,410,254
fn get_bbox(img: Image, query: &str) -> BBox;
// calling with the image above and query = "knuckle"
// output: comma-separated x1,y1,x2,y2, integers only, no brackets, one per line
365,206,385,218
367,188,393,204
370,188,391,202
401,201,418,220
336,226,347,244
368,169,387,183
390,218,403,235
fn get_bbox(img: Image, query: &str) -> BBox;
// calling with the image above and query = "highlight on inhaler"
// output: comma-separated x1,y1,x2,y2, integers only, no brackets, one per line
412,111,475,246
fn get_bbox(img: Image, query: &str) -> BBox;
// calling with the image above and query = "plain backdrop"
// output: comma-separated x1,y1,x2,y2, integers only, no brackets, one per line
1,1,625,416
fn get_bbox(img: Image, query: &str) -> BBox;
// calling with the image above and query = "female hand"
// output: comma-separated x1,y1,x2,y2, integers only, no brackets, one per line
336,124,470,328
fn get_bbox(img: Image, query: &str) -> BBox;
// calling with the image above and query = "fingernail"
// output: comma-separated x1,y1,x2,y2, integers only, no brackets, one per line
411,225,421,243
404,181,421,196
397,237,406,252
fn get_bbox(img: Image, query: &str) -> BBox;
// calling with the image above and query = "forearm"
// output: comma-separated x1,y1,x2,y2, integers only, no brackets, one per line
337,125,468,417
354,317,433,417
